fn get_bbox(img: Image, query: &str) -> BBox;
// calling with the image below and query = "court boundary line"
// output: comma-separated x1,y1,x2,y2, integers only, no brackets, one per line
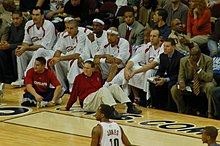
3,110,220,142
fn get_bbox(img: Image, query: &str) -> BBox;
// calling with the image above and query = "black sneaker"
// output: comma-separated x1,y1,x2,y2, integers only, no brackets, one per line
127,105,142,114
110,109,122,120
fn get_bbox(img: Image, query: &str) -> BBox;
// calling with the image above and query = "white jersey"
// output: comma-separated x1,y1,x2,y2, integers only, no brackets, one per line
130,42,164,66
81,30,108,60
99,122,123,146
96,37,130,66
53,30,87,55
23,19,57,50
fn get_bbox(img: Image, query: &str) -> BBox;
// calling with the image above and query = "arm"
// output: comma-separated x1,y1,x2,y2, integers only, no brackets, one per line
132,61,158,76
90,125,101,146
51,85,62,102
193,9,211,30
187,11,192,38
124,60,134,80
36,0,46,7
120,127,131,146
46,8,64,19
26,84,43,102
198,57,213,82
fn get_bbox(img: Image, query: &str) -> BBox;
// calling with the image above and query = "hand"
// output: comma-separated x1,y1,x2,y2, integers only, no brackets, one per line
0,41,10,50
46,11,55,19
87,32,95,42
193,8,198,19
124,69,131,80
179,81,186,91
155,77,166,86
180,38,190,45
93,57,100,64
105,55,114,64
188,57,199,71
16,45,27,56
59,107,68,111
77,57,83,68
49,57,60,66
35,95,44,102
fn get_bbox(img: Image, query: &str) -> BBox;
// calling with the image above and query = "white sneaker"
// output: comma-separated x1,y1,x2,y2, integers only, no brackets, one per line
37,101,48,108
0,83,5,98
11,79,24,88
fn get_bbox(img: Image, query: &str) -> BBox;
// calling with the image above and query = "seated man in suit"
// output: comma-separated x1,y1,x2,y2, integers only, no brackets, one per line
118,6,145,46
149,38,184,111
171,44,216,116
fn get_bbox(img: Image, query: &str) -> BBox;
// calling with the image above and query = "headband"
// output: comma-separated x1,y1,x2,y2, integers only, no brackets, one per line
93,18,105,25
107,29,118,35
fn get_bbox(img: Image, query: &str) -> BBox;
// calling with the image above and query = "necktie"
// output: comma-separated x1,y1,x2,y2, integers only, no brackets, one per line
193,70,200,96
125,28,131,41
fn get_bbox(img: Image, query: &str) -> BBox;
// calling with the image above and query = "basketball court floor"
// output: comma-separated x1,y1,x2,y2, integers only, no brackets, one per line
0,84,219,146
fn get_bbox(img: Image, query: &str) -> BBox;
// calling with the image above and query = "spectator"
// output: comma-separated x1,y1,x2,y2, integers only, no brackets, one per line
187,0,211,45
171,44,216,117
63,0,89,26
208,18,220,57
0,11,26,83
168,18,190,55
163,0,188,28
138,0,158,28
21,57,62,107
118,6,145,46
59,60,141,119
152,8,171,39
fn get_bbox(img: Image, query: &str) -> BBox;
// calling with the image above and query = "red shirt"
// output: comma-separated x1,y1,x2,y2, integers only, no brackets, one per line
25,68,60,93
66,71,103,110
187,9,211,36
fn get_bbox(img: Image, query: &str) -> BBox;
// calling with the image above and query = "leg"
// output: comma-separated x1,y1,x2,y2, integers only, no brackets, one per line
202,82,216,116
190,35,210,45
171,85,185,113
67,59,83,92
208,39,218,57
106,63,118,82
54,61,68,90
211,87,220,118
83,87,117,112
21,92,37,107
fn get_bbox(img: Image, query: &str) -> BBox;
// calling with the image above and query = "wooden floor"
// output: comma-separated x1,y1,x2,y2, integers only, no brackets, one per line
1,84,220,146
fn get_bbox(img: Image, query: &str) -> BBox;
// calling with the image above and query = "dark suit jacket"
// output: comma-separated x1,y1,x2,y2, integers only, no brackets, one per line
156,50,184,88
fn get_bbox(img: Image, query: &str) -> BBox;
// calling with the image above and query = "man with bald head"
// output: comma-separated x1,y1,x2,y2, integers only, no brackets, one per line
171,44,216,116
94,27,130,86
67,18,108,92
168,18,190,55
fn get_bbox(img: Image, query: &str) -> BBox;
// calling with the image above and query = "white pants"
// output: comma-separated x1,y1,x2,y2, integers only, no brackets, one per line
17,48,54,80
67,59,83,92
83,84,131,112
111,64,157,100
